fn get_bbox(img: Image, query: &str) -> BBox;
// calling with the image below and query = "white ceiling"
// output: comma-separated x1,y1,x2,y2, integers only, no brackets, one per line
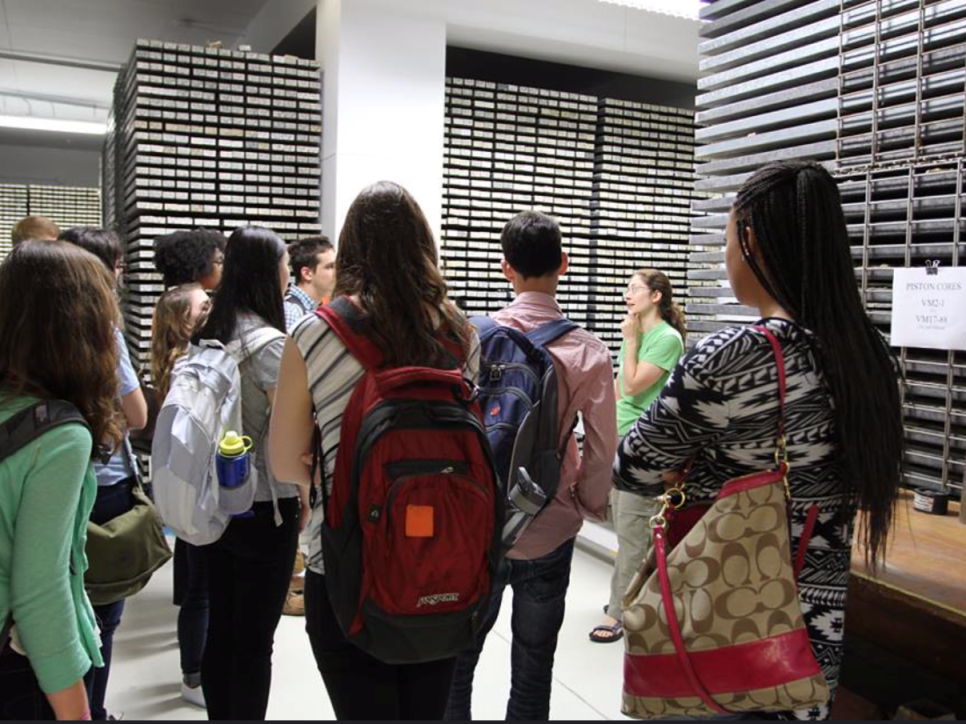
446,0,701,84
0,0,271,122
0,0,700,135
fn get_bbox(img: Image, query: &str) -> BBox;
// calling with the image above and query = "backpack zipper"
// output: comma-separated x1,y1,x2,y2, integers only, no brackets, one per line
384,471,490,528
483,362,540,385
385,459,470,480
479,386,535,409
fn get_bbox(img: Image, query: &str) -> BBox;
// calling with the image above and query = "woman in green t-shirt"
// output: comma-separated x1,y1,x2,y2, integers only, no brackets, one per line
0,240,123,719
589,269,685,643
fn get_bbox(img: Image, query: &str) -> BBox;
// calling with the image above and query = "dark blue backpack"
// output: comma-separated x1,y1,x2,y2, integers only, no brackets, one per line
472,316,578,550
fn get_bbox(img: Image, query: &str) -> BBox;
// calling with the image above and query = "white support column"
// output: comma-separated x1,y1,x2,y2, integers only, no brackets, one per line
317,0,447,243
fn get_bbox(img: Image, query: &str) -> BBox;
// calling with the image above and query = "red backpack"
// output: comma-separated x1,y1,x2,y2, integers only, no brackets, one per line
313,298,503,664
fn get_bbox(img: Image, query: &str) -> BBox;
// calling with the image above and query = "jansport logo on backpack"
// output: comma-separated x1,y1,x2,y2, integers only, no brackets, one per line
471,316,577,550
315,298,503,665
151,327,284,546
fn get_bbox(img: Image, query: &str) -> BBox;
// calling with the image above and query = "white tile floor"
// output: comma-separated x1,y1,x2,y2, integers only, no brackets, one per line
106,541,628,720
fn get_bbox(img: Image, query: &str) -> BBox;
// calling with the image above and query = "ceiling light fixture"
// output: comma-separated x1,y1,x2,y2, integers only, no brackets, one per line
0,115,107,135
597,0,704,20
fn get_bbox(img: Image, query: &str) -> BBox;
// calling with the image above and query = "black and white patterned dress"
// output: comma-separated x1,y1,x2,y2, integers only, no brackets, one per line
613,318,852,722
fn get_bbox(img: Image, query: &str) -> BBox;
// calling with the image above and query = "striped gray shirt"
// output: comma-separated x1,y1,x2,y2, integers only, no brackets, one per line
292,312,480,575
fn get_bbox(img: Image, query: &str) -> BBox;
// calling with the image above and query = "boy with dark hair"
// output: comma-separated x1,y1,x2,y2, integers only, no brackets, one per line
499,210,563,277
284,236,335,332
153,229,227,289
58,227,123,275
446,211,618,720
281,236,336,617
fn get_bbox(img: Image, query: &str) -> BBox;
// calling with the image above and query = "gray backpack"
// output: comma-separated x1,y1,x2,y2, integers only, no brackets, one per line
151,327,284,546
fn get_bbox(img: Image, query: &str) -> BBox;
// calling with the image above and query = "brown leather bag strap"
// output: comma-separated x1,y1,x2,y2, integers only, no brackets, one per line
653,524,728,714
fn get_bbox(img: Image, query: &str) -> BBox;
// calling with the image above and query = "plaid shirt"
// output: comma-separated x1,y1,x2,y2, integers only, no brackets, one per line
284,285,319,333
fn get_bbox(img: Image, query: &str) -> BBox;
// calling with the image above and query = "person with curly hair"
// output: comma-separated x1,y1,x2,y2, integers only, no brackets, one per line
153,230,227,290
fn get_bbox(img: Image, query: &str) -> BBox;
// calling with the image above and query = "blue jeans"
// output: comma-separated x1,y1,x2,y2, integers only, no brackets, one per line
84,479,135,721
445,538,576,721
86,600,124,721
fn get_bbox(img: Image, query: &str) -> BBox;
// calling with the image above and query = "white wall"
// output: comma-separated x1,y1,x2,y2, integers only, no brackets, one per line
0,130,101,187
317,0,447,242
314,0,699,240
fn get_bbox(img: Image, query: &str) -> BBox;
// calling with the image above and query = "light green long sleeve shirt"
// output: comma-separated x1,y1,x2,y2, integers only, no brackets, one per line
0,396,103,693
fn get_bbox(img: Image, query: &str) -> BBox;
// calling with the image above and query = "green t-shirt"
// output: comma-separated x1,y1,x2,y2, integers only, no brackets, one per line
616,321,684,436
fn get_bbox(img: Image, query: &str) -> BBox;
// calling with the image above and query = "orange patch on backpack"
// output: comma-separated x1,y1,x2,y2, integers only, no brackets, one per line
405,505,434,538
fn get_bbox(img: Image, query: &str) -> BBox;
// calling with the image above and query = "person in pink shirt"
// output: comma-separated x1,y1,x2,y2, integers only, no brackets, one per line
445,211,618,721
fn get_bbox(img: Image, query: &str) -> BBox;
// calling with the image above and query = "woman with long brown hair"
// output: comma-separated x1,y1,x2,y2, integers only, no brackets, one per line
58,227,147,721
591,268,685,644
269,181,480,720
0,241,122,720
149,283,210,708
151,284,211,400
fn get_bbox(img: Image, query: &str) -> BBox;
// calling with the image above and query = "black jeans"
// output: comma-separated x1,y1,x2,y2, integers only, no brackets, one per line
304,570,457,720
85,478,135,721
445,537,576,721
0,648,57,720
201,499,298,721
173,538,208,679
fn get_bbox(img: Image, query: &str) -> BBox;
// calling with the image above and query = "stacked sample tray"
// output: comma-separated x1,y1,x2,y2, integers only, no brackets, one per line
592,99,699,353
442,78,699,360
442,79,597,332
0,184,102,260
692,0,965,494
103,39,322,372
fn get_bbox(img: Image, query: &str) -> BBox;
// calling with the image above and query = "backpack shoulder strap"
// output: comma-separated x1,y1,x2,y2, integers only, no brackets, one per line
471,316,500,339
525,318,578,349
316,297,384,371
243,326,286,359
225,326,286,365
0,400,91,466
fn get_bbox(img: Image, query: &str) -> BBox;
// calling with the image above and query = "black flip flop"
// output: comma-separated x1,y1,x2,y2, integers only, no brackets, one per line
589,621,623,644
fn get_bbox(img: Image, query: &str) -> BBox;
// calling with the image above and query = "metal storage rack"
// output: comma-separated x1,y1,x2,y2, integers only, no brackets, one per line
103,39,323,373
692,0,965,495
0,184,102,261
442,77,700,360
442,79,598,334
592,98,698,354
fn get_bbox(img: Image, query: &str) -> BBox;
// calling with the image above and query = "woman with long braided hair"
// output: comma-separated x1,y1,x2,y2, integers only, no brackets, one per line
614,161,903,719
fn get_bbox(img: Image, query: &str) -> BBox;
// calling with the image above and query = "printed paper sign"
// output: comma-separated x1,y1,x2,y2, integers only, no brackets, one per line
890,266,966,351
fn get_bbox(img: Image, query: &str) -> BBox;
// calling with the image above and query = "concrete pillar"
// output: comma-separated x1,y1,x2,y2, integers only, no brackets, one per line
316,0,447,243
